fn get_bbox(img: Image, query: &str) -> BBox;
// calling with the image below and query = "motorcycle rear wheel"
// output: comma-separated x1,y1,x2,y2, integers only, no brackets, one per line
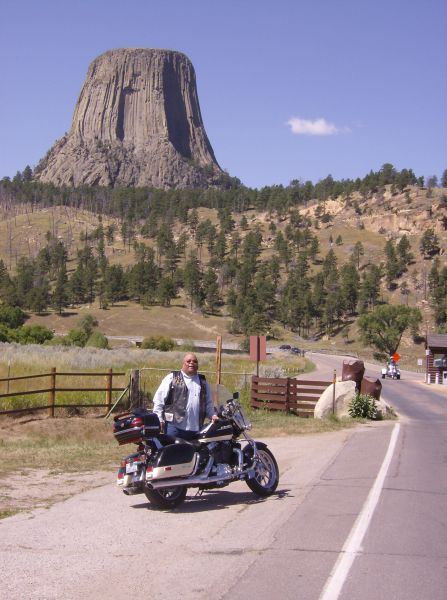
144,485,187,509
246,447,279,497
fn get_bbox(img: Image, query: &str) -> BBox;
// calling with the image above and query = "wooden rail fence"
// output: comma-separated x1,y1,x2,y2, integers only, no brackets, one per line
0,369,126,417
251,375,331,417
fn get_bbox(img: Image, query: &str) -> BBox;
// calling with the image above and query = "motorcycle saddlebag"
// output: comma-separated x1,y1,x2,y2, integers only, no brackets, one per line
150,443,197,480
113,409,160,445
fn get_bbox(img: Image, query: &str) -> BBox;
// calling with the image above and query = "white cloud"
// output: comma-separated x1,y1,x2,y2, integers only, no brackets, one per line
287,117,343,136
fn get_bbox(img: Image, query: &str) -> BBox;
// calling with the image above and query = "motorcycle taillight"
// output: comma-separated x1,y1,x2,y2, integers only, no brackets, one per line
131,417,144,427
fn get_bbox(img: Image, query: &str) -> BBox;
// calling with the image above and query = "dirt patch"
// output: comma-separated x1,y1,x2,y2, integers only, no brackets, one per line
0,412,119,517
0,410,111,442
0,469,112,516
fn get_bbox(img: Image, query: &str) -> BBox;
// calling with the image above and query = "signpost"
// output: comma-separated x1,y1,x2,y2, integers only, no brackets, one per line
250,335,266,376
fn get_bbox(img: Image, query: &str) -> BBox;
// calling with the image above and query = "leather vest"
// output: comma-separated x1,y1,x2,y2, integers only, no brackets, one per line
164,371,207,428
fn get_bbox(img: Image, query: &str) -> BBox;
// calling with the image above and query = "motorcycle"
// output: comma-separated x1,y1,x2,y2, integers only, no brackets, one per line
113,389,279,509
381,361,401,380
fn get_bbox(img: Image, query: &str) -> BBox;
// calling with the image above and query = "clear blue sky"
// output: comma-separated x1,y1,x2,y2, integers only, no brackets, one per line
1,0,445,189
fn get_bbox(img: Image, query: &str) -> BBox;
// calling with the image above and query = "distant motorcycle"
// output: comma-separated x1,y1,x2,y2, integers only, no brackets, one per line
381,361,401,380
113,389,279,509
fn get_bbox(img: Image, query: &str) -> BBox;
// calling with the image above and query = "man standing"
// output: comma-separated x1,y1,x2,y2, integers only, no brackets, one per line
152,352,218,440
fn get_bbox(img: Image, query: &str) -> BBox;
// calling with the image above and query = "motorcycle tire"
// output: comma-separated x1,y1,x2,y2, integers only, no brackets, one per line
245,447,279,497
144,485,187,509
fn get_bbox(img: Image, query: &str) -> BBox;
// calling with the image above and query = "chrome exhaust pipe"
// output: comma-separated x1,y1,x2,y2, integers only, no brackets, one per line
147,470,251,490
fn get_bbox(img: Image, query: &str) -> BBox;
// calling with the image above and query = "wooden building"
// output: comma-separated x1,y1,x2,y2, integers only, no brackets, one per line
426,334,447,383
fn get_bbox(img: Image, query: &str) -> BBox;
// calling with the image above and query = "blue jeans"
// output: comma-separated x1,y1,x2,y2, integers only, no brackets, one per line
166,423,198,441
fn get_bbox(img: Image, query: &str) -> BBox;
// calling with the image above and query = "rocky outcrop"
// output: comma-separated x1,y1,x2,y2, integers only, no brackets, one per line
34,48,223,189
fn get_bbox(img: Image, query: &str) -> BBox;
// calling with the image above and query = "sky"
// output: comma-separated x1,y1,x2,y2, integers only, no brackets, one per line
0,0,445,190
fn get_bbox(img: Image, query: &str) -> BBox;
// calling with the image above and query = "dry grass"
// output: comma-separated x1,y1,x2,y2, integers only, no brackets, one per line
0,344,344,479
0,344,314,410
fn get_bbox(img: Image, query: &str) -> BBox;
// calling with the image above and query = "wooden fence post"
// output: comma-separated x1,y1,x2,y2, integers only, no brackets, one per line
106,368,113,411
215,336,222,385
129,369,140,409
286,378,291,413
49,367,56,418
332,369,337,415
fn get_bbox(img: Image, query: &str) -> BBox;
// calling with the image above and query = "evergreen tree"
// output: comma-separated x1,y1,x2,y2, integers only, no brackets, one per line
52,263,69,314
203,267,220,314
420,228,440,258
183,254,203,310
156,276,176,307
350,241,364,269
396,235,413,273
384,240,400,289
340,263,360,314
103,264,127,305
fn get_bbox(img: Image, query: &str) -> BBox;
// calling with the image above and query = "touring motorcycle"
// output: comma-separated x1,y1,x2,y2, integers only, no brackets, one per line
381,360,401,380
113,389,279,509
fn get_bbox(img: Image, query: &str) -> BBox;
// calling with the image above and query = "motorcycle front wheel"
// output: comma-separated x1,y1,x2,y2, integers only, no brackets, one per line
246,447,279,497
144,485,187,509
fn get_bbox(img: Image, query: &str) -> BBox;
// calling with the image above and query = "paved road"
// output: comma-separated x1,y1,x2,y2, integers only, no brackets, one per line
1,355,446,599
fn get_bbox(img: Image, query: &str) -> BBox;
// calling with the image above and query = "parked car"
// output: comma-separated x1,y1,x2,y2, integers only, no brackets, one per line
279,344,291,350
290,347,301,354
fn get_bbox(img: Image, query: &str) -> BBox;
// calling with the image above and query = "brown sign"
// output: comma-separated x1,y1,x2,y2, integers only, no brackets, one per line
250,336,266,361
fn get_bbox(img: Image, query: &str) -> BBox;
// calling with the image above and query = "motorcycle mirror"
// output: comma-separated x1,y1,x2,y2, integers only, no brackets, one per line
233,392,239,400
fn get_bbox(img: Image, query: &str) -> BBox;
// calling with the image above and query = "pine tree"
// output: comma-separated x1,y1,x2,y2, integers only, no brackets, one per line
52,264,69,314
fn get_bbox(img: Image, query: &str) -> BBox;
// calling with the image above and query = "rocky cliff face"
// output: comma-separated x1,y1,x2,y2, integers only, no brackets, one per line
34,48,223,189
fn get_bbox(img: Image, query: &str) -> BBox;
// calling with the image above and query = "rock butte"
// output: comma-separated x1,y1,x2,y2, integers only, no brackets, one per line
35,48,223,189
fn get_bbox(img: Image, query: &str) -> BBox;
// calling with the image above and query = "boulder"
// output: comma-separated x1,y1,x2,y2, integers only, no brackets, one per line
314,380,357,419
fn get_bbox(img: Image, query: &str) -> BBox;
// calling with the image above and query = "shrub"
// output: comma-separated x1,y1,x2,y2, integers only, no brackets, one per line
238,337,250,353
0,324,11,342
348,393,377,419
11,325,54,345
77,314,98,337
178,339,195,352
86,331,109,349
66,327,89,347
141,336,176,351
0,306,26,329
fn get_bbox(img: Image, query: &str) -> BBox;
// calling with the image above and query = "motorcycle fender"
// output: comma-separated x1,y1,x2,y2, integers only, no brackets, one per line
243,441,268,457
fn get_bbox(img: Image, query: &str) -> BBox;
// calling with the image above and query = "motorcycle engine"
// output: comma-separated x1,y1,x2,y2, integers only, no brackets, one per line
208,441,233,464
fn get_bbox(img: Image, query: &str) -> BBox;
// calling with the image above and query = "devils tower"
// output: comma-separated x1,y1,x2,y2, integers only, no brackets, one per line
34,48,224,189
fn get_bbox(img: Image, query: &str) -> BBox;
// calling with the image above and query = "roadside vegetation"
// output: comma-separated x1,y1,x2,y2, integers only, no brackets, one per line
0,166,445,365
0,345,357,477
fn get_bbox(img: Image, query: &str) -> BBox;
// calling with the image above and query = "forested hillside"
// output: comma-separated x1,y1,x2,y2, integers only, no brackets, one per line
0,163,446,356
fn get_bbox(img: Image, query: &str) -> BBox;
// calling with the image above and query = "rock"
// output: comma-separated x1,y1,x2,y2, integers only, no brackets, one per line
341,359,365,390
314,380,357,418
34,48,223,189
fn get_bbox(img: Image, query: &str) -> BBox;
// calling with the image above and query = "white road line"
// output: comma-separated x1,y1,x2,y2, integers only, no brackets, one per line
319,422,401,600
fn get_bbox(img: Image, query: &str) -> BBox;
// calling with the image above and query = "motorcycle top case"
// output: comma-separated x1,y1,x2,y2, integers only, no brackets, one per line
113,408,160,445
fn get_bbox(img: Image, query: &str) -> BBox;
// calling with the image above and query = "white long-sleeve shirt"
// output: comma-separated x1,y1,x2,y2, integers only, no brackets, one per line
152,371,215,431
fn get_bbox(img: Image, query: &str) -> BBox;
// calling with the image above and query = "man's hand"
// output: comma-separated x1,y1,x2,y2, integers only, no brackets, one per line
211,414,220,423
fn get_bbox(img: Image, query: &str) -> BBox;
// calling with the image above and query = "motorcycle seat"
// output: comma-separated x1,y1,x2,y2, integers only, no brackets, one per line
158,434,186,446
